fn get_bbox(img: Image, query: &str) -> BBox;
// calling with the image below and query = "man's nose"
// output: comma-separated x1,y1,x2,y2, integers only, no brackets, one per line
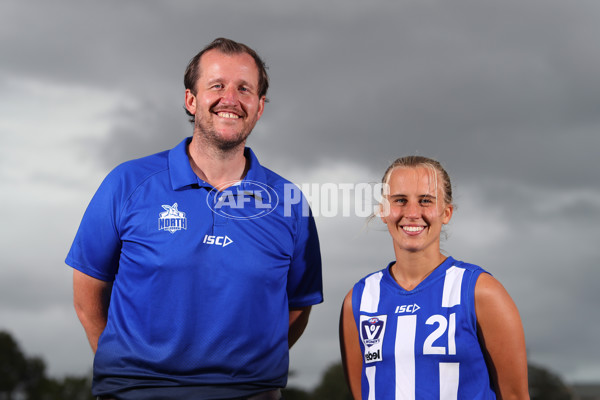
219,86,239,104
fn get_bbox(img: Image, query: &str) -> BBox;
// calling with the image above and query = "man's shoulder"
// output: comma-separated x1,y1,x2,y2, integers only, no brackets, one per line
104,149,170,190
246,147,296,188
258,164,293,186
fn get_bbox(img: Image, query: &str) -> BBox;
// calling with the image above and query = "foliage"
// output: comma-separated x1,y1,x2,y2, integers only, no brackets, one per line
284,363,352,400
286,361,580,400
528,363,575,400
0,331,29,398
0,330,586,400
281,386,311,400
0,331,93,400
309,363,353,400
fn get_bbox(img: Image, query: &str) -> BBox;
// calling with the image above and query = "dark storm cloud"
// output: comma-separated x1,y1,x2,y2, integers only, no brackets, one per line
444,178,600,380
90,99,189,168
17,0,594,190
253,0,600,188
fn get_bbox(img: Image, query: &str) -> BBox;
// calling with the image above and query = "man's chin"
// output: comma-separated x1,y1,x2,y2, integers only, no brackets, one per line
194,127,251,151
211,133,250,151
215,139,246,152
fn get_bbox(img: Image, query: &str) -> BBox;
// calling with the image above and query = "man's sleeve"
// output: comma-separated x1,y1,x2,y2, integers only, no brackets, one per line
65,168,123,282
287,194,323,308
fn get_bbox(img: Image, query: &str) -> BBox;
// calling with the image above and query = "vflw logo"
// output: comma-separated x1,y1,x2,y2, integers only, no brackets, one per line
203,235,233,247
360,315,387,364
362,317,385,347
158,203,187,234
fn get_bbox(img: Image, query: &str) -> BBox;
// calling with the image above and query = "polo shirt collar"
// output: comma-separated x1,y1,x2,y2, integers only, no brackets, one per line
241,146,268,185
168,137,267,190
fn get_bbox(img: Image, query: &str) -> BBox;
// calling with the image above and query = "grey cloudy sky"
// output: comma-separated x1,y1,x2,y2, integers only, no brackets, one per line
1,0,599,390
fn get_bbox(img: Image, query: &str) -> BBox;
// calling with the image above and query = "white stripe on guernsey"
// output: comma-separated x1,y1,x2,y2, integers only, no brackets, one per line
441,266,465,308
366,366,376,400
439,362,460,400
395,315,417,400
360,271,384,313
448,313,456,355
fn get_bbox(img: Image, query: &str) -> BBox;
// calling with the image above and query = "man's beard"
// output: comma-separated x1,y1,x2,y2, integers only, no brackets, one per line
194,118,253,152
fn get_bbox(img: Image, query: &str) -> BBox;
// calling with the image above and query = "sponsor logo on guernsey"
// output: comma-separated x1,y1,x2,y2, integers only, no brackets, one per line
158,203,187,234
395,303,421,314
206,180,279,220
202,235,233,247
360,315,387,364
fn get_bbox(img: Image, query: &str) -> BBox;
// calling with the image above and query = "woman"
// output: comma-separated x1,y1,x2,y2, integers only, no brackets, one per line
340,156,529,399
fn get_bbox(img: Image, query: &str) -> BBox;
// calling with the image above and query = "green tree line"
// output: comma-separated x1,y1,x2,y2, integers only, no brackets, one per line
282,362,576,400
0,331,93,400
1,330,576,399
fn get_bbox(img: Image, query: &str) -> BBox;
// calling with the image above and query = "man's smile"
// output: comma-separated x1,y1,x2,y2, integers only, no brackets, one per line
215,111,241,119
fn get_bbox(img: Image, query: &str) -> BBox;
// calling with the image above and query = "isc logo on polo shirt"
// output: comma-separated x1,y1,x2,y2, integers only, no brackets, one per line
202,235,233,247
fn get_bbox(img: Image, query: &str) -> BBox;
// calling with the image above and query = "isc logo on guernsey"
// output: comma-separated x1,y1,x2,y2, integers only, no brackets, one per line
395,303,421,314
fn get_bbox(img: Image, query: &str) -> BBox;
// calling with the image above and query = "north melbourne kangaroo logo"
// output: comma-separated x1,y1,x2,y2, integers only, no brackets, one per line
158,203,187,233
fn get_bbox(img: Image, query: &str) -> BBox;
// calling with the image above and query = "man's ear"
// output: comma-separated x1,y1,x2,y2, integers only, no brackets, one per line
185,89,196,115
256,95,266,121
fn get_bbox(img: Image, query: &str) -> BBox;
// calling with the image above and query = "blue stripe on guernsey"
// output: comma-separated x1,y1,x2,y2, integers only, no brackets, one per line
351,257,496,400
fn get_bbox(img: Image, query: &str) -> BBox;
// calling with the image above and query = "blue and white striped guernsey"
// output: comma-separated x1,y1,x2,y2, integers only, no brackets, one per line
351,257,496,400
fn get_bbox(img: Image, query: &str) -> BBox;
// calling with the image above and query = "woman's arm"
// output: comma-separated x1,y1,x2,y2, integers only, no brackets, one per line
475,273,529,399
339,289,363,400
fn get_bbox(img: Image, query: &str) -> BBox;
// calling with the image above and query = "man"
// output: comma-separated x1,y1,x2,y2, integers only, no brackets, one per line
66,38,323,400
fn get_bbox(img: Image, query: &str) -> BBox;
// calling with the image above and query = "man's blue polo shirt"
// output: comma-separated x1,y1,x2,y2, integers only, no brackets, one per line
66,137,323,399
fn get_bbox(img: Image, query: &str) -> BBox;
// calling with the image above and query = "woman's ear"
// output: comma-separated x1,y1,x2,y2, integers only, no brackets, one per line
442,203,453,224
